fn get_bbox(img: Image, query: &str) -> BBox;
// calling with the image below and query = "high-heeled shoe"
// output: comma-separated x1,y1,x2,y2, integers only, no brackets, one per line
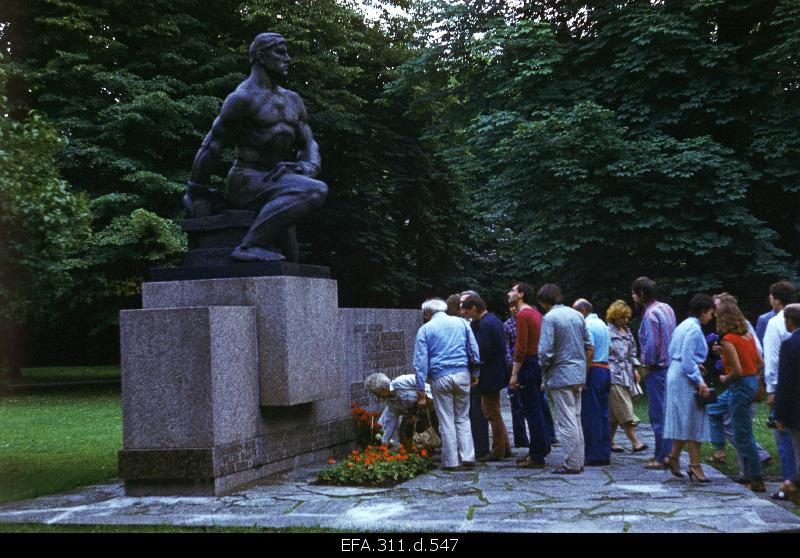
664,455,683,478
686,464,711,483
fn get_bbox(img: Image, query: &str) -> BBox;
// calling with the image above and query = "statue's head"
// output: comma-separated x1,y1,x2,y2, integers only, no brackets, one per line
249,32,288,76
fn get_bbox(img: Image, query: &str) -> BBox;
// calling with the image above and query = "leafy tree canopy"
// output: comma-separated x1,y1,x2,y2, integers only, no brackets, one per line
389,0,799,314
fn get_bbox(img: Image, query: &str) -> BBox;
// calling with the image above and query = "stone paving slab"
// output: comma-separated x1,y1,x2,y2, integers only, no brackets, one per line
1,400,799,532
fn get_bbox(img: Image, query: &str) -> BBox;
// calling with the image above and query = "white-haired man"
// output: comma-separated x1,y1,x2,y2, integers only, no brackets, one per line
364,373,435,450
414,298,480,471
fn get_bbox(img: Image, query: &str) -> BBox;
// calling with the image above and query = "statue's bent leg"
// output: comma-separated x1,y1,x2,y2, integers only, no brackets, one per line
279,226,299,263
233,173,328,262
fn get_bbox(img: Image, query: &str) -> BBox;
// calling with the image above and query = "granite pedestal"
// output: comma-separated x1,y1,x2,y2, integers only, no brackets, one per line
119,270,353,496
118,269,425,496
141,275,339,406
119,305,262,495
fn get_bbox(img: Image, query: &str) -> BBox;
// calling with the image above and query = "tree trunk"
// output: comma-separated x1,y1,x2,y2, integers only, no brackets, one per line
0,320,24,381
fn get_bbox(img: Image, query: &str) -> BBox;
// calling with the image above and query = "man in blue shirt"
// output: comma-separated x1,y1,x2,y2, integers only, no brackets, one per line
631,276,677,470
574,298,612,466
415,298,480,471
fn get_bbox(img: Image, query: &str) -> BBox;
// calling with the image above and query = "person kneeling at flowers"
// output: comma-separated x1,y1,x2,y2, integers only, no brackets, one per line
365,373,438,451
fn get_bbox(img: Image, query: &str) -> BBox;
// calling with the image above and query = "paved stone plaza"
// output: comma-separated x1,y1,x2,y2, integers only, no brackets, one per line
1,400,799,533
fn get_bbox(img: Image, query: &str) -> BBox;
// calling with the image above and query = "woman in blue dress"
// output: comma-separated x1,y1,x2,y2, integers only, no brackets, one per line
663,294,715,482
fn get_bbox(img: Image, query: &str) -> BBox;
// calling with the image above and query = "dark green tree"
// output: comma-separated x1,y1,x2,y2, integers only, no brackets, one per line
0,60,91,377
2,0,471,364
390,0,798,314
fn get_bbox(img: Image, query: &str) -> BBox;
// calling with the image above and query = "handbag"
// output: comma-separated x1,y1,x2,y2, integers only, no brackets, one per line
412,407,441,452
695,387,717,406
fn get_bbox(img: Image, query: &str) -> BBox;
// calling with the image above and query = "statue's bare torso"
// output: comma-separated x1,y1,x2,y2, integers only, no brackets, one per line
184,33,327,263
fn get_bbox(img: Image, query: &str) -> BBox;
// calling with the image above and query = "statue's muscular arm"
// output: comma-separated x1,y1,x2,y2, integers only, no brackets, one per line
292,93,321,176
189,91,250,188
184,91,249,216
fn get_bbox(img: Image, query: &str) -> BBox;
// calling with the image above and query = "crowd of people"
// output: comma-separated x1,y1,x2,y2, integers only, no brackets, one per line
363,277,800,505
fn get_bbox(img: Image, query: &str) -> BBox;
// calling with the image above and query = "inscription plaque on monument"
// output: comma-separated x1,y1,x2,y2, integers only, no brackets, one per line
357,323,407,377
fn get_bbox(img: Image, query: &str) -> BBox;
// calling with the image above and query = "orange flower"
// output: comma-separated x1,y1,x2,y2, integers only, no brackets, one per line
352,450,360,456
421,449,429,457
347,463,353,468
328,457,336,464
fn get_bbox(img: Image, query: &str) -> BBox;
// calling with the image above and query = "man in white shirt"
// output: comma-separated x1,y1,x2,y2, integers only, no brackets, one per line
364,373,435,449
763,281,799,490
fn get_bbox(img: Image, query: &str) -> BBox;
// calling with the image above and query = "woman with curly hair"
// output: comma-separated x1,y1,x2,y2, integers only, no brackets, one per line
707,298,765,492
606,300,649,453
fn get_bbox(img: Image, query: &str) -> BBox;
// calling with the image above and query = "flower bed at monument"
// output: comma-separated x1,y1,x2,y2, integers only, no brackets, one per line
351,403,383,449
317,404,433,486
318,444,432,487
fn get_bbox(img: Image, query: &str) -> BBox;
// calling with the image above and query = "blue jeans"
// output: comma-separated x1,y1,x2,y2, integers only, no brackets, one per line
645,366,672,463
581,366,611,464
508,386,529,447
709,376,762,480
518,357,552,463
771,409,798,482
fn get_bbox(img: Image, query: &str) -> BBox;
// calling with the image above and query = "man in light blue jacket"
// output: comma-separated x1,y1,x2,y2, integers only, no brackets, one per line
415,298,480,471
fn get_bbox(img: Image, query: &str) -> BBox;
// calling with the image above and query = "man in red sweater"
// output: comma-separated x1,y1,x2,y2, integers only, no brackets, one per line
508,282,552,468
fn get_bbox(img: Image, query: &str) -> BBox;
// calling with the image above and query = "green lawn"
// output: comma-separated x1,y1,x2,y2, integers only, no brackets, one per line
632,396,783,481
4,365,120,384
0,366,794,524
0,382,122,503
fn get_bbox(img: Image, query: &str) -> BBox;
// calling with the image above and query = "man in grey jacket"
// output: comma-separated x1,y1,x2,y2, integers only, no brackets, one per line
538,284,593,474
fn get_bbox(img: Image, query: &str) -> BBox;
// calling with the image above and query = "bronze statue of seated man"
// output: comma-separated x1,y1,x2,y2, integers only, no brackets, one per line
183,32,328,263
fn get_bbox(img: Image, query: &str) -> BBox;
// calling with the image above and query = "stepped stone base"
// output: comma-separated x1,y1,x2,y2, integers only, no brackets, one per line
149,262,330,282
119,420,354,496
119,273,349,496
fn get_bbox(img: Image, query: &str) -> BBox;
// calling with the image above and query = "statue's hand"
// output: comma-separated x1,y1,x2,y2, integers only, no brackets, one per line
293,161,320,177
183,183,224,218
183,192,214,218
268,162,295,182
267,161,319,182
